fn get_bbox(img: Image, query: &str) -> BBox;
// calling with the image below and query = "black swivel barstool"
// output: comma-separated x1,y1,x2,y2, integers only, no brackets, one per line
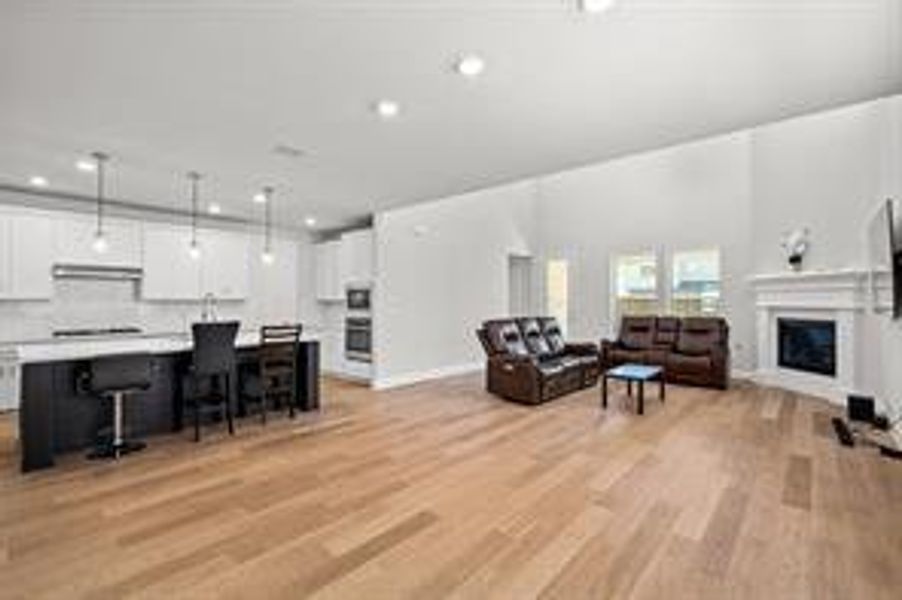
185,321,240,442
88,352,153,460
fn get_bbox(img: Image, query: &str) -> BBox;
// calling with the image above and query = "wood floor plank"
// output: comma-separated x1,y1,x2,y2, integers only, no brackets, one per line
0,376,899,599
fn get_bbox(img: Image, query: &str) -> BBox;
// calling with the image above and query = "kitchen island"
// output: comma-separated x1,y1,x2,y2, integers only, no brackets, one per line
14,330,320,473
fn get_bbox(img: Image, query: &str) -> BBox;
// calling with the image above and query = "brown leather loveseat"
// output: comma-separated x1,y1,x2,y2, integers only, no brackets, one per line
601,316,730,389
476,317,600,405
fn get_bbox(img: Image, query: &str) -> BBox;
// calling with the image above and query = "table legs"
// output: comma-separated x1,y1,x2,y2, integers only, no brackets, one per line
601,374,608,409
638,381,645,415
660,374,666,402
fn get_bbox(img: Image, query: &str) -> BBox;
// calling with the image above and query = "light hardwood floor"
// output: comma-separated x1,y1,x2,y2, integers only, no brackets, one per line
0,375,900,599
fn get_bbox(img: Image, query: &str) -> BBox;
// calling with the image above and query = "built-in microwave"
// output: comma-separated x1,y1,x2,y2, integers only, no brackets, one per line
346,287,371,312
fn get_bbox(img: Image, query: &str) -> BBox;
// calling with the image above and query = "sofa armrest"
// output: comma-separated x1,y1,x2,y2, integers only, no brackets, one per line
600,339,620,367
486,355,542,403
709,344,731,388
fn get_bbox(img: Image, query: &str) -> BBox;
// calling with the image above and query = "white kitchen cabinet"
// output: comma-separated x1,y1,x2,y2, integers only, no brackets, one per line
143,226,249,301
340,228,374,285
199,229,248,300
315,229,373,303
253,237,298,323
0,211,55,300
54,214,142,267
315,240,343,302
141,225,202,300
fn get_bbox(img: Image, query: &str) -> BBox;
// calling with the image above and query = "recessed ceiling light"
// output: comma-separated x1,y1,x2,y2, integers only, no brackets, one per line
304,216,317,228
580,0,617,13
76,159,96,172
253,192,267,204
456,54,486,77
29,175,48,187
374,100,401,119
208,203,222,215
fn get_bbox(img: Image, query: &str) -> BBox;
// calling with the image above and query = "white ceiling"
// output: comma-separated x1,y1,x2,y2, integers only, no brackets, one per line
1,0,900,230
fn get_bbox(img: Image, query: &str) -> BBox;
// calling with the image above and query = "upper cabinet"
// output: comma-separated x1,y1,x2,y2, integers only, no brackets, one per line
142,225,201,300
0,211,55,300
54,214,142,267
142,225,249,301
315,228,374,303
315,240,343,302
199,229,249,300
340,229,374,285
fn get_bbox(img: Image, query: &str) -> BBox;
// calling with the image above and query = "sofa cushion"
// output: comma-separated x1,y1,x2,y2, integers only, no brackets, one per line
619,316,656,350
538,317,567,355
610,348,647,365
668,353,712,374
676,317,724,356
518,318,554,357
484,320,531,357
537,361,566,377
654,317,680,348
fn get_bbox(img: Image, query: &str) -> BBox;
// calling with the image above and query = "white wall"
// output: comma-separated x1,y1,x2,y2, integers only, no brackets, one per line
750,100,887,273
373,94,902,406
536,132,756,370
372,181,537,387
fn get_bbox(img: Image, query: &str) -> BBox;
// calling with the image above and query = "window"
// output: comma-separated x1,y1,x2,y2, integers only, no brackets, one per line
613,253,659,319
671,249,721,316
546,259,568,335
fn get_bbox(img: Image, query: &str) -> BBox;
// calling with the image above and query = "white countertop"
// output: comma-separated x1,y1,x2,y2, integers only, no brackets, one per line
4,329,322,364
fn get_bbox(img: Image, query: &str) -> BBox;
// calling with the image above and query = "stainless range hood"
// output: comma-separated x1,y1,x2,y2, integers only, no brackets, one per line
52,264,144,281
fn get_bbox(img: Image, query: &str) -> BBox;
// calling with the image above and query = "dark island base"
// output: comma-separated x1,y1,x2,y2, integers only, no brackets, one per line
19,341,320,473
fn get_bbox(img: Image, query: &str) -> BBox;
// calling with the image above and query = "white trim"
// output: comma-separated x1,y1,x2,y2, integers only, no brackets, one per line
731,368,755,380
372,362,483,391
749,268,867,403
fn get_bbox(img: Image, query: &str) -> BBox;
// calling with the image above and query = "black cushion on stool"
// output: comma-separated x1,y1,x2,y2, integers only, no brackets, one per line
91,353,153,394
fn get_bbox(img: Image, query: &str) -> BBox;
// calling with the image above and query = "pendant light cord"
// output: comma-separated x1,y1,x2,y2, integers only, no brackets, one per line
189,172,200,247
92,152,108,237
263,186,273,253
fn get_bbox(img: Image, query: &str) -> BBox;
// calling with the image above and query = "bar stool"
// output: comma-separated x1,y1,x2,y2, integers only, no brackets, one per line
88,352,153,460
185,321,239,442
241,324,302,423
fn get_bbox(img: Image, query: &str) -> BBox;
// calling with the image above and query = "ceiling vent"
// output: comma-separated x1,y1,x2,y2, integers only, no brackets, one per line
273,144,305,159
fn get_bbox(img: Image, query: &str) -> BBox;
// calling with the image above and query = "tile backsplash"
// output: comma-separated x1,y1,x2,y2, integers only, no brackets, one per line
0,279,265,343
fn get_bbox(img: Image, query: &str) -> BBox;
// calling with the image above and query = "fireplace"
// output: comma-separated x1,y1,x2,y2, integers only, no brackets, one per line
777,318,837,377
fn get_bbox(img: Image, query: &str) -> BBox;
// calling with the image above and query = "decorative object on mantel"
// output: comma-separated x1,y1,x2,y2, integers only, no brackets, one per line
780,227,810,271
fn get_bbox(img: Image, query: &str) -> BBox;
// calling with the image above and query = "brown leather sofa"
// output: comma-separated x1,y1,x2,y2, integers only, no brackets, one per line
601,316,730,389
476,317,600,405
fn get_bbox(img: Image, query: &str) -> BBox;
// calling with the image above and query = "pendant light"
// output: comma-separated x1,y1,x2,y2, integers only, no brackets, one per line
91,152,110,253
261,186,275,265
187,171,202,260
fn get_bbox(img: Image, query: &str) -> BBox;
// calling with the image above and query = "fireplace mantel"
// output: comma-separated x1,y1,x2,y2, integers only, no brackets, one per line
748,268,869,403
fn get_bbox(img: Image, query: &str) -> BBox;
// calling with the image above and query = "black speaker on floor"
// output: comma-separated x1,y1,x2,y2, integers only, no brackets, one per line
847,395,876,423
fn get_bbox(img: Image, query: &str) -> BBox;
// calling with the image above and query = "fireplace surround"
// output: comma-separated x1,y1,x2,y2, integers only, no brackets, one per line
749,269,868,403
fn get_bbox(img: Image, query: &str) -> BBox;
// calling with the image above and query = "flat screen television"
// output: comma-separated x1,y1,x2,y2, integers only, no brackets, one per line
889,199,902,319
868,198,902,319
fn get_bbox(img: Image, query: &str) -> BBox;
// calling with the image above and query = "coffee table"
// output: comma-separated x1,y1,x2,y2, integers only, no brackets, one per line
601,364,665,415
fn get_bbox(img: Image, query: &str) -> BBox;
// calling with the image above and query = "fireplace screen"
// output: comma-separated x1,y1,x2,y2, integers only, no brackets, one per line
777,318,837,377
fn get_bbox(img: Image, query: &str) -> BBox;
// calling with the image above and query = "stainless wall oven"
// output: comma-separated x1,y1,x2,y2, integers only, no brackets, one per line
346,287,371,312
345,317,372,363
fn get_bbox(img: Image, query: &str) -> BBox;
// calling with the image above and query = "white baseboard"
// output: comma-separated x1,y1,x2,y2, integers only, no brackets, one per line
731,368,755,380
372,362,483,391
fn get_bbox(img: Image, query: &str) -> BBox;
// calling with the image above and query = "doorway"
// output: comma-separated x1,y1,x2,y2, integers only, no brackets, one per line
508,255,534,317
